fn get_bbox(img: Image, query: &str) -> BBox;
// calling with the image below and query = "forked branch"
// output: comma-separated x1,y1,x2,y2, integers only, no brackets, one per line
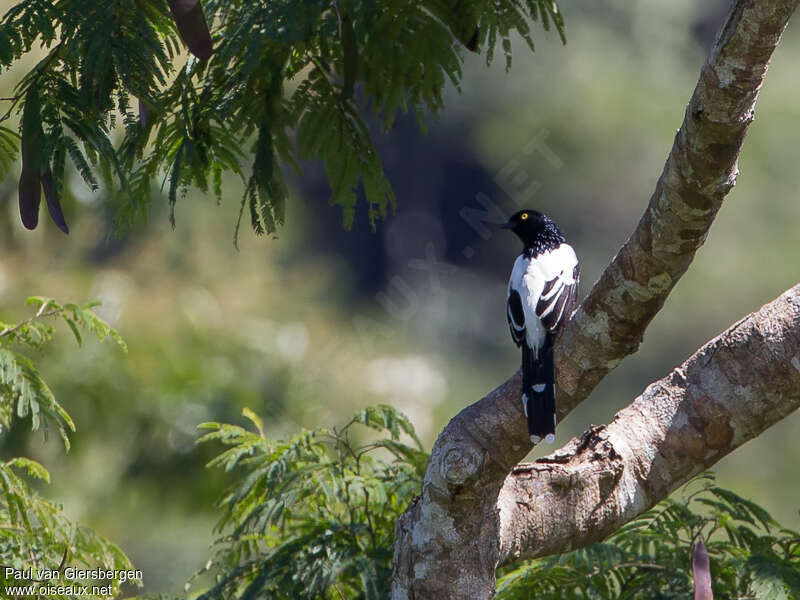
391,1,800,598
498,284,800,564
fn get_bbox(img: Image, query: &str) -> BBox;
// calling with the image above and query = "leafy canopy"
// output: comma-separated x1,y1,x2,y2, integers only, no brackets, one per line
0,0,565,240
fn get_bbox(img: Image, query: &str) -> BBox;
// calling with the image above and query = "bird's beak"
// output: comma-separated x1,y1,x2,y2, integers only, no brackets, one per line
500,220,514,230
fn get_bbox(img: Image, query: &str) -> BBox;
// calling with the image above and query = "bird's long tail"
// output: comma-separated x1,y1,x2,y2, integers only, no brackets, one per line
521,333,557,444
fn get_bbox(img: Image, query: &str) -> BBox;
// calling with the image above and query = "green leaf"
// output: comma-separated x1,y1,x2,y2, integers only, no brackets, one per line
7,456,51,483
4,0,566,238
195,404,427,599
749,558,792,600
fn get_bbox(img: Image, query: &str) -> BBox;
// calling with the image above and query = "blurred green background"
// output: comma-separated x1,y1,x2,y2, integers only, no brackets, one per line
1,0,798,595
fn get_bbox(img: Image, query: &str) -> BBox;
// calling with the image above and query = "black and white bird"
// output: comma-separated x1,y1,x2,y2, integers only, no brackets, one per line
501,210,579,444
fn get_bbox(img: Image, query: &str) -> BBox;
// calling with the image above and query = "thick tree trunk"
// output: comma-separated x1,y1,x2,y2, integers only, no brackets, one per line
391,1,800,598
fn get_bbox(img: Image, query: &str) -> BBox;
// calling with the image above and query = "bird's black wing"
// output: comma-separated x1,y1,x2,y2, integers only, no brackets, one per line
536,263,580,332
507,288,526,347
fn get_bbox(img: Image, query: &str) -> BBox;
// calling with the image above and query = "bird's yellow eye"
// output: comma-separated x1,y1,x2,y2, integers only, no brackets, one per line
520,213,529,220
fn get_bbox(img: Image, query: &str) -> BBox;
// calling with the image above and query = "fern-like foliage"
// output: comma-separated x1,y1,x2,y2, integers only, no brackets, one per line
0,296,136,598
0,0,565,240
193,404,427,600
195,412,800,600
0,457,137,599
496,472,800,599
0,297,126,449
0,124,20,177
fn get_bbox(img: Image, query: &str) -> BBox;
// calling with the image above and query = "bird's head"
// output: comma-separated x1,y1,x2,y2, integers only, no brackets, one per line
500,209,551,244
501,209,566,251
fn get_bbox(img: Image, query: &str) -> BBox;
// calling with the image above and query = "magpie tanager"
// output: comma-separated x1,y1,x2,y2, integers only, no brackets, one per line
502,210,579,444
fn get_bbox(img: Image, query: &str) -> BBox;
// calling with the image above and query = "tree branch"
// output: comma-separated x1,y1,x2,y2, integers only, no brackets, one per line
391,1,800,598
556,0,799,415
498,284,800,564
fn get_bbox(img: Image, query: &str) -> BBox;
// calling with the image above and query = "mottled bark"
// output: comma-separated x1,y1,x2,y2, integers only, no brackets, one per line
391,1,800,598
556,0,799,414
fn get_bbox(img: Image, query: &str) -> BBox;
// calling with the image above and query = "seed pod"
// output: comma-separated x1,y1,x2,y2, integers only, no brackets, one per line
692,537,713,600
18,168,41,230
19,87,43,230
42,171,69,234
167,0,213,61
18,87,69,234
